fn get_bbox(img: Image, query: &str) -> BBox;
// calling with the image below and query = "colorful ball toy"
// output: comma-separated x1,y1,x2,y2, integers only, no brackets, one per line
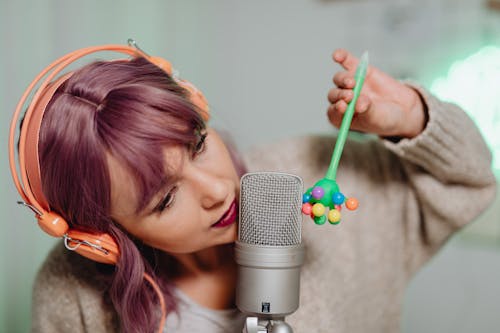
303,52,368,225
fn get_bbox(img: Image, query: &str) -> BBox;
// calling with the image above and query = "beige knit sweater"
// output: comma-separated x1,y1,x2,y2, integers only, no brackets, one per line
31,86,497,333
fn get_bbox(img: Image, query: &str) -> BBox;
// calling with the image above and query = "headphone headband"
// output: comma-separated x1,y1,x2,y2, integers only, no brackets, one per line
11,45,157,214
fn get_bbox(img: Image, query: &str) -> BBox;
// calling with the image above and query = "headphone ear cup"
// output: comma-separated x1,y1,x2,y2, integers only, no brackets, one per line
66,230,119,265
148,56,173,75
176,79,210,121
37,211,69,237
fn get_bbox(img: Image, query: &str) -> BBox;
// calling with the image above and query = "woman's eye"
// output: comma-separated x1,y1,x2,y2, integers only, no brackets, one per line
154,187,177,212
192,132,207,157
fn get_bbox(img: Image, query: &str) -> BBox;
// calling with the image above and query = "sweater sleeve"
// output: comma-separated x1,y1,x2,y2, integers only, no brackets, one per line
384,83,495,186
382,84,497,271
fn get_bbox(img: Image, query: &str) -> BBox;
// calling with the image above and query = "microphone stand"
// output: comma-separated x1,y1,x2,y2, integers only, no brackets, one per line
242,316,294,333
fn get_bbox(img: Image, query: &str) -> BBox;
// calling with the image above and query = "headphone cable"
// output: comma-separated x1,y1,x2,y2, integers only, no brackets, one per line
143,273,167,333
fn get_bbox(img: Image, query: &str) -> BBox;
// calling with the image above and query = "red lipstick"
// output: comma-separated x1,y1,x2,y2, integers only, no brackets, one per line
211,200,238,228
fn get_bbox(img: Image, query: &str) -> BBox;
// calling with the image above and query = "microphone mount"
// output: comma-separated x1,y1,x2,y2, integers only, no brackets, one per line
243,317,294,333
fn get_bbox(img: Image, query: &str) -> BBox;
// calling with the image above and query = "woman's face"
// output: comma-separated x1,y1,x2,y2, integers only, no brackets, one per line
108,128,240,254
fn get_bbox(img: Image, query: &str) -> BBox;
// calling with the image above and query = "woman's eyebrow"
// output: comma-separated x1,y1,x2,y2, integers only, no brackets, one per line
135,176,172,216
134,147,186,215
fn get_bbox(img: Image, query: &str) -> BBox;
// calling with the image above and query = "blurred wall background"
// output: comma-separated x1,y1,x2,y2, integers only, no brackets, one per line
1,0,499,332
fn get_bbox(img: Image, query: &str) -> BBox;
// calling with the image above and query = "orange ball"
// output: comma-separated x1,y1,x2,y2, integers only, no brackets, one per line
345,197,359,210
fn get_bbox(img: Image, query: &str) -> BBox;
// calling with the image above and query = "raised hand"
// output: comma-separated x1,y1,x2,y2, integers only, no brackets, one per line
327,49,427,138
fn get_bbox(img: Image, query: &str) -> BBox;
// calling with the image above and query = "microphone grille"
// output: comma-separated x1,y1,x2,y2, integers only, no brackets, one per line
239,172,303,246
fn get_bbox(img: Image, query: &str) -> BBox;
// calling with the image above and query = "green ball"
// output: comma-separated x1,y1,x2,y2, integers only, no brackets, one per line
313,215,327,225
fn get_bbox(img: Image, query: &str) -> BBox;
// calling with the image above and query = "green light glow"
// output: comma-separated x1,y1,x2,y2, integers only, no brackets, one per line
430,45,500,171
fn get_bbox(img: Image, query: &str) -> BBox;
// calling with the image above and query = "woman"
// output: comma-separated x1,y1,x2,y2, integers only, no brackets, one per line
17,46,495,333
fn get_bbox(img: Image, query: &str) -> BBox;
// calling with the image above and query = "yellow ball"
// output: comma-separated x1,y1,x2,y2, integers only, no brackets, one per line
328,209,341,223
312,203,325,216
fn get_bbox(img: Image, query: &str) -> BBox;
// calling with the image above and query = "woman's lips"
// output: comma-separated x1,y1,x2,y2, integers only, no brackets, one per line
211,200,238,228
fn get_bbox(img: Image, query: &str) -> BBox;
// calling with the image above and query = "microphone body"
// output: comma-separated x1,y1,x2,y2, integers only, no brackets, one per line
235,172,305,321
235,242,304,317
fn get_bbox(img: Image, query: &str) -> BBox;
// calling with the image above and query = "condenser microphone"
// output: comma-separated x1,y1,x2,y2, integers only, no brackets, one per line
235,172,305,332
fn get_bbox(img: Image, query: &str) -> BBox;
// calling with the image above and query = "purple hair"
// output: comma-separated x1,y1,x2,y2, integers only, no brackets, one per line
38,57,246,333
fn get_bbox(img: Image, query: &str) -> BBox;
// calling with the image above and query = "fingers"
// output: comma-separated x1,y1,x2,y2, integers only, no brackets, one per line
333,71,355,89
332,48,359,72
328,87,370,112
332,49,360,90
329,48,374,130
355,95,371,113
327,104,344,128
328,88,353,104
327,90,371,115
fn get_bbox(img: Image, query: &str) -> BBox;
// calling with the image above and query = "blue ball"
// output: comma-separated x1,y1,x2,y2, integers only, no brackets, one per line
332,192,345,205
302,193,312,203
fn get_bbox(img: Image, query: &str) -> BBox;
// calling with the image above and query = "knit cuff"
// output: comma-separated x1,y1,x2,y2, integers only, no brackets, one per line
382,83,492,181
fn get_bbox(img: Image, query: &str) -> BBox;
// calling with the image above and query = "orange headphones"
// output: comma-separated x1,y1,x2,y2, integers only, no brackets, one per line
8,39,210,332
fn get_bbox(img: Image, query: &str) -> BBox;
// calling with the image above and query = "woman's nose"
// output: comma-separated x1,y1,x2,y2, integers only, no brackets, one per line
193,170,229,209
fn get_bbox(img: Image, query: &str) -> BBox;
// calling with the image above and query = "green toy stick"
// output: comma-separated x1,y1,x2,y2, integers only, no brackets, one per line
302,52,369,225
